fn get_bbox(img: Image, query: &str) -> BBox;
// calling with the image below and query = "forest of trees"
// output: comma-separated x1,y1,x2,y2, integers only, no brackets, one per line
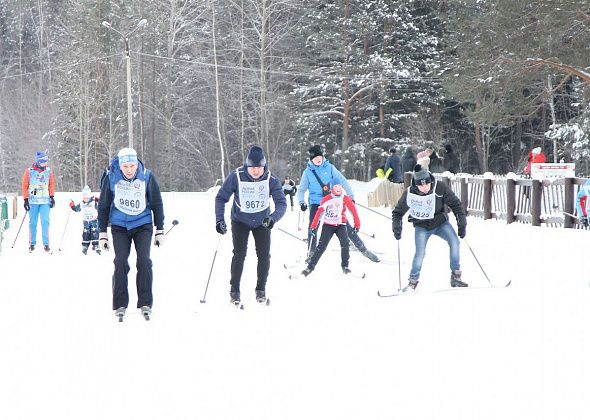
1,0,589,192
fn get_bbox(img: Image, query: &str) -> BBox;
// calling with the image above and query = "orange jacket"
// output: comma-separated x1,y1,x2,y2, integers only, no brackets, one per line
22,164,55,199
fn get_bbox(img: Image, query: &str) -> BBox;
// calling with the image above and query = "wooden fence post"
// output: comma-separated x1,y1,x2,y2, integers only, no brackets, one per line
460,177,468,214
483,178,492,220
564,177,575,229
531,179,542,226
506,178,515,224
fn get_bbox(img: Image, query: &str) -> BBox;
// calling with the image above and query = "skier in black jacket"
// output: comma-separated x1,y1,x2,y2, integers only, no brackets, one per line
392,164,467,292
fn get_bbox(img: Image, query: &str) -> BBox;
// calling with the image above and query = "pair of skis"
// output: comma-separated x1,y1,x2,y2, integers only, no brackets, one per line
231,298,271,310
116,308,151,322
377,279,512,298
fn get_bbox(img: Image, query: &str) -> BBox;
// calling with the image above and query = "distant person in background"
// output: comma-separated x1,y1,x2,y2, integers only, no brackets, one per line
22,151,55,252
401,146,417,175
416,147,433,169
383,147,403,183
523,147,546,177
429,150,444,173
69,185,101,255
297,144,379,263
443,144,459,174
282,176,297,211
575,178,590,228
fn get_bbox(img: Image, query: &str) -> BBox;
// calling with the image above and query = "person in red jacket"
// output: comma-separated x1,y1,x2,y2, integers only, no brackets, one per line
523,147,546,177
301,177,361,276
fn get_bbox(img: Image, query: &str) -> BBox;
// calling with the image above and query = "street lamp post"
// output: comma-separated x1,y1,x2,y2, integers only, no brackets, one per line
102,19,147,149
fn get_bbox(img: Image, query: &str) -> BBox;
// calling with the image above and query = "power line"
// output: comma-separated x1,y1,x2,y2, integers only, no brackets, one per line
136,51,444,84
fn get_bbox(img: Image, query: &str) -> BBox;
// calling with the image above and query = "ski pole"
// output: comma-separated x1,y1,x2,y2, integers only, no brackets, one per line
462,238,493,286
200,236,222,304
165,219,179,235
58,210,72,251
397,240,402,291
11,211,28,248
359,230,375,239
277,226,306,242
355,202,391,220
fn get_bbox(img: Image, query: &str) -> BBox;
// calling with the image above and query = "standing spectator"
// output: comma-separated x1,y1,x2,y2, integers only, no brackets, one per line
523,147,546,177
69,185,101,255
297,144,379,263
416,147,433,169
22,151,55,252
401,146,417,175
282,176,297,211
301,178,361,276
443,144,459,174
429,150,444,173
215,145,287,307
98,147,165,321
392,164,467,291
383,147,403,183
576,178,590,227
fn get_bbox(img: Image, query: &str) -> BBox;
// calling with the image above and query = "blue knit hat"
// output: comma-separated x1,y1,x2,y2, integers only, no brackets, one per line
246,145,266,167
330,176,343,195
35,151,48,166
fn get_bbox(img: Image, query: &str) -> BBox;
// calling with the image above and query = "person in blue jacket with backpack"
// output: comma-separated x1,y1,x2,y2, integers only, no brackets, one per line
215,145,287,306
297,145,379,263
98,147,165,320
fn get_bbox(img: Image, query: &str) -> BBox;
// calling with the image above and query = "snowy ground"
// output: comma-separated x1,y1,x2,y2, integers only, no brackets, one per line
0,182,588,420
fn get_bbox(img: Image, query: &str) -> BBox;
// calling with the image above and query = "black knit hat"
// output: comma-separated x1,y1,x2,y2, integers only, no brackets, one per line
246,145,266,167
308,145,324,160
445,144,453,153
413,164,431,185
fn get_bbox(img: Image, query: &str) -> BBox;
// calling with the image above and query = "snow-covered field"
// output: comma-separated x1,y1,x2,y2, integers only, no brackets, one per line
0,181,588,420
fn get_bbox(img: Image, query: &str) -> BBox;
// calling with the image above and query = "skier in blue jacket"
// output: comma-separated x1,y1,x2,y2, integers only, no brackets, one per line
297,145,379,263
98,147,165,320
215,145,287,306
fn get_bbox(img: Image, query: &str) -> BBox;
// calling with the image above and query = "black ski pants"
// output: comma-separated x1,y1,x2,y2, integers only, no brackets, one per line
308,224,349,269
307,204,366,255
230,221,271,293
111,224,153,310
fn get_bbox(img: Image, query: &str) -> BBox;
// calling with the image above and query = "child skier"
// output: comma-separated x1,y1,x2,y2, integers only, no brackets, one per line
69,185,101,255
301,177,361,276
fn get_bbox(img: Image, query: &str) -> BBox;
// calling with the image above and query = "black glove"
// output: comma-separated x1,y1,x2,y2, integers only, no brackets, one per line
458,225,466,239
310,228,317,236
216,220,227,235
352,227,359,234
580,218,589,227
262,216,274,229
24,198,30,211
392,221,402,240
49,196,55,208
300,203,308,212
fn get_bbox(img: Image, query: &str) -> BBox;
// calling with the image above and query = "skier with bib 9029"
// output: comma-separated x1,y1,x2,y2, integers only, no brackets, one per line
391,164,467,292
214,145,287,307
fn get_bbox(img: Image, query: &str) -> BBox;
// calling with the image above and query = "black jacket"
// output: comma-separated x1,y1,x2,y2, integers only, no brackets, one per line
392,174,466,231
401,148,417,174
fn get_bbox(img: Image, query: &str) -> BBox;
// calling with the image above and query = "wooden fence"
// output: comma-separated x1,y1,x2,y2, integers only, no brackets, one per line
370,173,588,228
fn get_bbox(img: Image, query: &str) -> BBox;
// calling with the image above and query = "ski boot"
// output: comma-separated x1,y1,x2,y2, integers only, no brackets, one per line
140,305,152,320
342,266,352,275
301,266,314,277
82,245,89,255
44,245,51,253
29,244,35,252
95,248,102,255
230,291,242,307
255,290,270,306
402,278,419,293
361,248,380,263
450,270,468,287
115,307,126,322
